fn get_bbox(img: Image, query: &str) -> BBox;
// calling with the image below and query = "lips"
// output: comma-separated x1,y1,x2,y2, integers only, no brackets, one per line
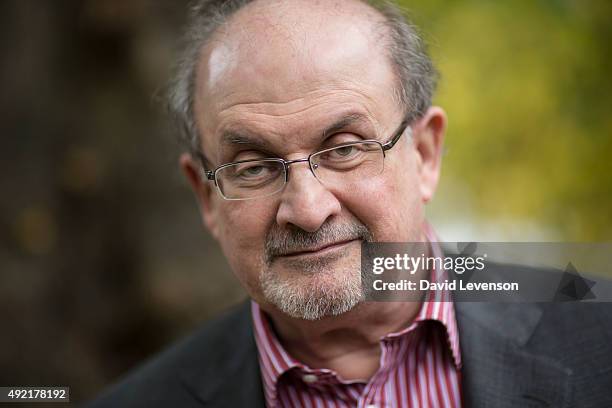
277,239,358,258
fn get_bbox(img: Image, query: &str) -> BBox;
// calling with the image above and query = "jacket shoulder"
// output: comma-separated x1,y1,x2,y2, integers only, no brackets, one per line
85,301,255,408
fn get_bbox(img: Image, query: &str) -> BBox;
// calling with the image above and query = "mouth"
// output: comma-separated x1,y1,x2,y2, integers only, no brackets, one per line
277,239,360,259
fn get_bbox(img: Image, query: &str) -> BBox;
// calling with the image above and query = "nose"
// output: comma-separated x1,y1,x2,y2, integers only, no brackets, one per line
275,161,342,232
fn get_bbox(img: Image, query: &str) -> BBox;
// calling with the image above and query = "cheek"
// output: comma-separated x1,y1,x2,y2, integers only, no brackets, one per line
216,201,276,287
342,153,424,241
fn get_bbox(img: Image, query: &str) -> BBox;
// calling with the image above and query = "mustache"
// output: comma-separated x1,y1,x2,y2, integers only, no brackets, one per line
264,220,374,262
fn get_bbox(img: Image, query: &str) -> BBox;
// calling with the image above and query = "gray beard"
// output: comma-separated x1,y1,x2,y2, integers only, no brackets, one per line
260,220,374,320
260,266,362,320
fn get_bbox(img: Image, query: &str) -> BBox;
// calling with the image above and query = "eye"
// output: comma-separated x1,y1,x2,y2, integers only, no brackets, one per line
230,161,282,184
324,144,362,161
334,145,356,157
236,163,271,178
244,165,264,176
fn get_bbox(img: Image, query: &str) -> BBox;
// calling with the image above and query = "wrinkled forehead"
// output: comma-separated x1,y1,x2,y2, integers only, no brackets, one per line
194,0,401,156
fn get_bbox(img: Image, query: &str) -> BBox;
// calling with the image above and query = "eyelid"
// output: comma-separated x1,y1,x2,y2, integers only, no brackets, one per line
230,148,274,162
323,132,364,148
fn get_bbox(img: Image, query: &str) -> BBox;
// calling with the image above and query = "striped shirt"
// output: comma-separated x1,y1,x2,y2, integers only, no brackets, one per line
252,236,462,408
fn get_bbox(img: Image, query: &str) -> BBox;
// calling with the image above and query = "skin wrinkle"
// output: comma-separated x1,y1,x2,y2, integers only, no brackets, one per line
214,87,382,117
217,105,380,140
210,98,387,167
217,112,379,163
197,92,403,172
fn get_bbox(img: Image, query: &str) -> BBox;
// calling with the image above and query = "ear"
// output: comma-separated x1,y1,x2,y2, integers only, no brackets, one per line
412,106,447,203
179,153,221,240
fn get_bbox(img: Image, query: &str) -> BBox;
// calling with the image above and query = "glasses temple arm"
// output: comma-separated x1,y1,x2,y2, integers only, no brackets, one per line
194,151,216,181
382,118,410,151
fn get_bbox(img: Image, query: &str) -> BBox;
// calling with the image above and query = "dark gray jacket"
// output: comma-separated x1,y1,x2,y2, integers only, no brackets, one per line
87,278,612,407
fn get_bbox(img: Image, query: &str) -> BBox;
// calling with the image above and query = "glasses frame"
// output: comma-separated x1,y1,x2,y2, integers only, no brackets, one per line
200,118,411,200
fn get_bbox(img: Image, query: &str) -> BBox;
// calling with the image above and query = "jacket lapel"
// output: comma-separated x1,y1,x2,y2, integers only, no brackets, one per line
455,302,573,407
179,302,266,408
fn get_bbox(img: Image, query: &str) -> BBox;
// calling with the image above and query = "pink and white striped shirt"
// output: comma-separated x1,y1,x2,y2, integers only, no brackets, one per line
252,238,462,408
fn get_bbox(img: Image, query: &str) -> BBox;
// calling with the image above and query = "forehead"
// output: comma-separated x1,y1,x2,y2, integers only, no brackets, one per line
194,0,401,156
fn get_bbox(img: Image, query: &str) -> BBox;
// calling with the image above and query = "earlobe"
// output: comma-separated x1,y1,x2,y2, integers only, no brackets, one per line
413,107,447,203
179,153,221,240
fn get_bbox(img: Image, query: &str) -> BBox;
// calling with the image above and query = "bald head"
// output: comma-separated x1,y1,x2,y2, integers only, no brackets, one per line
196,0,396,131
169,0,437,159
218,0,388,62
202,0,388,96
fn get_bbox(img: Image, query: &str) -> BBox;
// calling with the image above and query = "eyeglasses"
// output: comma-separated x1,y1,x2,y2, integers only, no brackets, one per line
201,119,411,200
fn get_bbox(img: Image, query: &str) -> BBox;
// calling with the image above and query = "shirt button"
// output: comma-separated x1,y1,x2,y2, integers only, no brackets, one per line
302,374,318,384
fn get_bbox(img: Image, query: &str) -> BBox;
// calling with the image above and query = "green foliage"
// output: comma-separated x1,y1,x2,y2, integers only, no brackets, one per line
399,0,612,239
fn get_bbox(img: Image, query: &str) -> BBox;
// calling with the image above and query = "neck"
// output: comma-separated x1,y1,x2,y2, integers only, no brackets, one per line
262,300,422,380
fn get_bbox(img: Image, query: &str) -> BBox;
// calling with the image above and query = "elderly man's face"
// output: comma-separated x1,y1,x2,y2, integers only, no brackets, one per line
182,0,444,319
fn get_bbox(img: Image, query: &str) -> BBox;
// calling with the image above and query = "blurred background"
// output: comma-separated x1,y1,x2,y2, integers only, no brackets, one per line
0,0,610,404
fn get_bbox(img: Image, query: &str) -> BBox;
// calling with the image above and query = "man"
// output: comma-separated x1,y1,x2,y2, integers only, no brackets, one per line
89,0,612,407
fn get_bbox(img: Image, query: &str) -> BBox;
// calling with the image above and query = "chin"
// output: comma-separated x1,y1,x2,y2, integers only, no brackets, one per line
260,260,363,321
